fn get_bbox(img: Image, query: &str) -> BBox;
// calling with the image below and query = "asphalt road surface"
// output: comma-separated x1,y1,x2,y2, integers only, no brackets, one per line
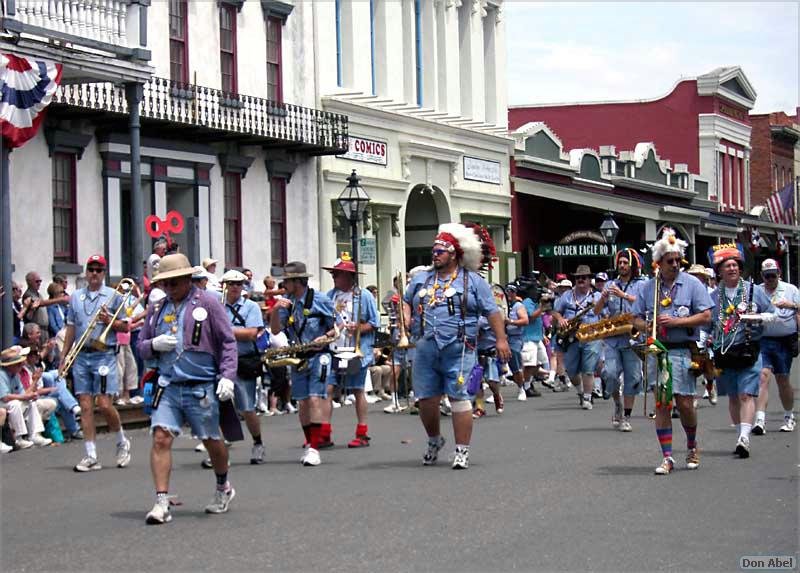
2,384,798,572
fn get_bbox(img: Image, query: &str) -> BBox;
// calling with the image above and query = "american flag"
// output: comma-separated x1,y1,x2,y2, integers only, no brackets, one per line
766,183,795,225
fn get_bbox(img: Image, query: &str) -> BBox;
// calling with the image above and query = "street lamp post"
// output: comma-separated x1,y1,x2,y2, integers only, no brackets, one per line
599,211,620,245
337,170,371,285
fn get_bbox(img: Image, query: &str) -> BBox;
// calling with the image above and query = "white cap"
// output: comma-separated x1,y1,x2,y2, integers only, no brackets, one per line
704,267,715,278
221,269,247,283
191,266,208,280
557,279,573,288
761,258,780,273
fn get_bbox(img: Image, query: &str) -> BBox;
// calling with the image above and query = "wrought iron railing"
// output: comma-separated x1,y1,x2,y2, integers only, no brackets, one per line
53,77,349,152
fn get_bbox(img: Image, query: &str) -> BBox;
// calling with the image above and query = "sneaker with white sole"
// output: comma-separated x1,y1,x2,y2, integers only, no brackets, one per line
686,448,700,470
735,436,750,458
582,400,593,411
331,401,342,409
654,456,674,475
14,437,34,450
116,438,132,468
195,441,207,452
383,403,407,414
0,441,12,454
302,447,321,467
708,389,717,405
250,444,265,464
611,415,621,428
452,448,469,470
31,433,52,447
74,456,102,472
485,394,495,404
517,388,527,402
344,394,355,406
422,436,446,466
619,418,633,432
751,421,766,436
145,502,172,525
204,486,236,514
286,403,298,414
779,417,796,432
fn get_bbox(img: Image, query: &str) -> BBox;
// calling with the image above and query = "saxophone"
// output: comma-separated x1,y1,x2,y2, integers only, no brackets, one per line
555,304,595,348
262,326,340,370
575,313,637,343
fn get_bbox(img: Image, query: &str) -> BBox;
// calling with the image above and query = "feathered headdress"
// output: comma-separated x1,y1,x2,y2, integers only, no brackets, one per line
651,227,688,263
614,248,643,277
436,222,497,273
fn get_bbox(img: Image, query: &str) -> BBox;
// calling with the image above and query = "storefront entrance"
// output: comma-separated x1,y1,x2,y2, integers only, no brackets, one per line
404,184,450,270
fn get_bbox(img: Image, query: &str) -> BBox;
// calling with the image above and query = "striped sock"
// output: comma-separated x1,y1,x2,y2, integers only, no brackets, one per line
683,424,697,450
656,428,672,458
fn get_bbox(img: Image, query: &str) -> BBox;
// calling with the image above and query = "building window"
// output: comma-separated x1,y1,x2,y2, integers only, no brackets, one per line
223,173,242,267
169,0,188,84
266,16,282,102
774,164,779,191
52,153,77,263
220,4,238,94
270,178,287,267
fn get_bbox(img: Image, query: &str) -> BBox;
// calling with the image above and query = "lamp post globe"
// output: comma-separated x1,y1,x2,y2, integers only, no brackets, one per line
599,211,619,244
337,170,371,281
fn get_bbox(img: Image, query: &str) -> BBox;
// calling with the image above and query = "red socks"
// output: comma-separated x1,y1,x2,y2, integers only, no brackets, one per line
322,422,332,442
356,424,368,438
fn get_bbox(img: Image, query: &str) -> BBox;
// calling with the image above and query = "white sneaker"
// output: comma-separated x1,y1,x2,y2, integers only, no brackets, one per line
195,441,207,452
422,436,446,466
116,438,132,468
485,394,495,404
74,456,102,472
285,403,298,414
145,502,172,525
582,400,593,410
735,436,750,459
452,448,469,470
302,447,321,467
31,433,52,447
366,393,380,404
204,486,236,514
378,391,392,401
619,418,633,432
383,404,406,414
779,417,796,432
0,441,12,453
331,401,342,409
14,437,34,450
344,394,355,406
250,443,265,465
611,415,621,428
752,421,766,436
709,389,717,405
517,388,527,401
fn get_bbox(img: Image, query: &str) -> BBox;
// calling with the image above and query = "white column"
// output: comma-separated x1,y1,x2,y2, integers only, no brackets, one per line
458,0,485,122
401,0,417,104
438,0,460,116
482,4,497,125
154,181,167,218
374,0,404,100
198,185,210,261
421,0,438,108
314,0,339,94
106,177,122,277
342,0,372,94
489,3,506,127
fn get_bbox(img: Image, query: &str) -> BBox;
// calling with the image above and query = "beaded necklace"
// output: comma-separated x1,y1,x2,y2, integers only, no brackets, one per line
659,280,678,308
716,278,747,352
427,268,459,307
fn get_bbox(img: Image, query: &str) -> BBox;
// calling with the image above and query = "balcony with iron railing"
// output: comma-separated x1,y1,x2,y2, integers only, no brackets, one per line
1,0,151,82
50,76,350,155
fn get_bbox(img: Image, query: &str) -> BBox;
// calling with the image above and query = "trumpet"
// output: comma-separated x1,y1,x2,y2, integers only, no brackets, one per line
395,272,410,348
59,278,137,378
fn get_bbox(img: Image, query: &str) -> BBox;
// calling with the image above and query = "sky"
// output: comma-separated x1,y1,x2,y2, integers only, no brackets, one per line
505,1,798,115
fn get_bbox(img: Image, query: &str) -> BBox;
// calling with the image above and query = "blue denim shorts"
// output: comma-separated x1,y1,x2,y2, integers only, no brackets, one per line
563,340,601,378
150,381,221,440
760,336,793,375
233,376,257,412
412,337,476,401
601,345,643,396
507,339,523,373
291,353,331,401
645,348,696,396
328,362,368,391
717,355,762,397
73,352,119,397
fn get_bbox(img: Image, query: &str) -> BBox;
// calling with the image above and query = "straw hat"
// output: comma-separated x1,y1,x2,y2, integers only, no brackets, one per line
687,264,707,276
0,345,30,367
573,265,592,276
151,253,195,283
202,258,218,269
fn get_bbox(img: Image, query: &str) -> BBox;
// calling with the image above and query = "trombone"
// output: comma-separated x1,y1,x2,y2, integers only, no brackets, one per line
395,271,410,349
59,278,137,378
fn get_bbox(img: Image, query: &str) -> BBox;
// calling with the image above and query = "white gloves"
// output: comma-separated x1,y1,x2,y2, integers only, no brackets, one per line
152,334,178,352
216,377,235,401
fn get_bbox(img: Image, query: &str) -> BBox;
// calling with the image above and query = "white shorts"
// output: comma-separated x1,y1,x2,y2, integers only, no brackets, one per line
521,340,548,367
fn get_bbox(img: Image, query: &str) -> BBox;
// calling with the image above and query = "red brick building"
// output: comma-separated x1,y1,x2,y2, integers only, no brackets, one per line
749,110,798,215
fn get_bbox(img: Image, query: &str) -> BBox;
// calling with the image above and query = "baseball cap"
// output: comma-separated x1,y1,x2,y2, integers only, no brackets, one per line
86,254,107,268
761,259,780,273
595,272,608,281
557,279,573,288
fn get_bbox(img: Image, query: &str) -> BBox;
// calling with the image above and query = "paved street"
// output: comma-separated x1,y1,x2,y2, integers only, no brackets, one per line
2,385,798,572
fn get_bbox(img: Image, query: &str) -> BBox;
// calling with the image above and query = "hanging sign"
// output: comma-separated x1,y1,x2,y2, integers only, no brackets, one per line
464,156,501,185
539,243,618,258
338,136,388,166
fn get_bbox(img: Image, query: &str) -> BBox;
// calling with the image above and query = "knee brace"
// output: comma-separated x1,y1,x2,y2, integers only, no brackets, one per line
450,399,472,413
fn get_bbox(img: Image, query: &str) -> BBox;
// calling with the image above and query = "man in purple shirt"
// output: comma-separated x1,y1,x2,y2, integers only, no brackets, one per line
137,254,238,525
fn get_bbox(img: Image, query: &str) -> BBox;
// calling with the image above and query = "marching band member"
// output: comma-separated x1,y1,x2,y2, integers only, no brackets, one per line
505,284,534,400
403,223,509,470
138,254,238,524
324,254,380,448
595,249,645,431
59,255,131,473
221,269,267,464
270,261,336,467
632,229,712,475
551,265,603,410
709,247,774,459
473,315,504,418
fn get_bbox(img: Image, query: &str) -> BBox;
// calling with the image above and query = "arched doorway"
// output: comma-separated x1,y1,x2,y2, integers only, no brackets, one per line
404,184,450,270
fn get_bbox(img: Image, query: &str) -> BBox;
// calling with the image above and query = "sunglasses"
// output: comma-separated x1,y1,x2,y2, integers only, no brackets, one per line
431,249,448,256
662,258,681,266
86,267,105,274
161,279,183,287
575,275,590,280
226,281,244,286
762,273,778,279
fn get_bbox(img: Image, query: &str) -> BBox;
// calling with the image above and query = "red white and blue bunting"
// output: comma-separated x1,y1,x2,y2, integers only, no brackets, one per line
0,54,62,149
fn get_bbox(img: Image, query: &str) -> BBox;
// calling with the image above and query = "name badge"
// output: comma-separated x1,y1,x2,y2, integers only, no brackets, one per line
98,365,110,377
193,307,208,322
417,288,428,299
80,294,86,301
737,302,748,312
677,306,690,318
444,287,456,298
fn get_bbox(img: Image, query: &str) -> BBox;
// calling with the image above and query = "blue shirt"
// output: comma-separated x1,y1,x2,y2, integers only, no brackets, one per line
278,288,336,345
66,286,123,348
554,289,603,324
153,292,217,383
327,287,380,367
0,368,23,400
632,271,713,344
522,298,543,342
507,300,525,341
710,281,774,347
759,280,800,337
225,296,265,357
404,267,499,349
602,277,644,348
47,303,67,336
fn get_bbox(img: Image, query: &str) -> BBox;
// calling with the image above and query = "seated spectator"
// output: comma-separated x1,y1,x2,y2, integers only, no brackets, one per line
0,407,13,453
46,282,69,337
19,341,82,440
22,323,59,370
0,345,56,449
368,347,393,402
